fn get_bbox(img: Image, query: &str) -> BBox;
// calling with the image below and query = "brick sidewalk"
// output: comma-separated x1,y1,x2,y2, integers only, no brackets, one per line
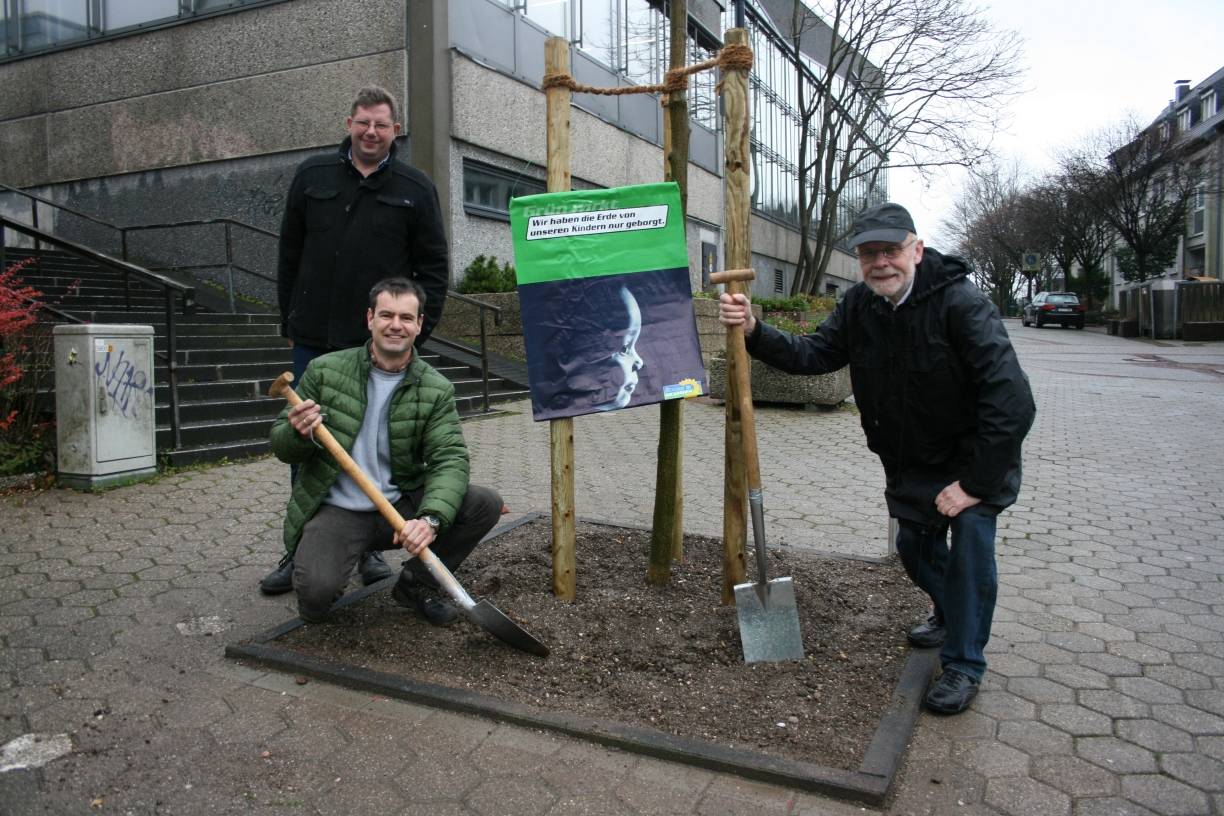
1,327,1222,814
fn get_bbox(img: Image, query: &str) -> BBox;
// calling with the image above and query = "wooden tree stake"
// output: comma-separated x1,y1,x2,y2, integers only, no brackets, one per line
648,0,689,586
545,36,576,601
721,28,751,603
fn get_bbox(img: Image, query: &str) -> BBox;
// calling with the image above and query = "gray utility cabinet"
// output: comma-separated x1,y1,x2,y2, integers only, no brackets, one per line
54,324,157,489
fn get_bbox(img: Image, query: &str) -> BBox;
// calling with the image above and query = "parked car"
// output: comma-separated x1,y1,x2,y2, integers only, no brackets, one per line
1022,292,1085,329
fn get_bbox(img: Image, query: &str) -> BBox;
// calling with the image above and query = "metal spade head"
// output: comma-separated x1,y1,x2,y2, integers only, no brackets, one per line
733,576,805,663
464,600,550,657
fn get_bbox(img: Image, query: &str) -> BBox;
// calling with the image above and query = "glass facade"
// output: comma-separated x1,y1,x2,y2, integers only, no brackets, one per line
3,0,266,57
518,0,718,131
729,3,888,239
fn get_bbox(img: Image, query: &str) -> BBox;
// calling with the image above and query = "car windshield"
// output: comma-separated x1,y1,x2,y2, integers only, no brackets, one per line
1047,294,1079,304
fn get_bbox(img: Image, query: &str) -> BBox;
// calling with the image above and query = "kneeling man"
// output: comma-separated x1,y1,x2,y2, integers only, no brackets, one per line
270,277,502,624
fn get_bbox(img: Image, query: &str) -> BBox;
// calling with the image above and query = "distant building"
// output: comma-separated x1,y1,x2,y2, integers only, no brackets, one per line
1,0,882,303
1108,69,1224,308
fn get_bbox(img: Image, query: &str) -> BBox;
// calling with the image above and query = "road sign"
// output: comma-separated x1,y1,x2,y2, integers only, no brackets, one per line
1022,252,1040,272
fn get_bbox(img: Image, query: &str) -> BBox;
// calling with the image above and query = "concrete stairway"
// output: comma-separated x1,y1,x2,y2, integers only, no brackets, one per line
13,249,529,467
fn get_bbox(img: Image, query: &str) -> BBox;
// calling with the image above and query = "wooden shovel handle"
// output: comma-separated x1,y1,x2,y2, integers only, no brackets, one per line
268,372,465,601
707,272,762,491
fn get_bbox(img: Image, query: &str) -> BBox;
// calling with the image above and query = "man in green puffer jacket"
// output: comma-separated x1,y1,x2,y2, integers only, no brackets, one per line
270,277,502,625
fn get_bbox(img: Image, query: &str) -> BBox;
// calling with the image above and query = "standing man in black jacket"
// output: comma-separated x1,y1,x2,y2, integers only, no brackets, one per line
719,203,1035,715
262,85,450,595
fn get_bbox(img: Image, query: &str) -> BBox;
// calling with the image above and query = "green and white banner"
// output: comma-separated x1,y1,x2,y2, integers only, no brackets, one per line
510,183,706,421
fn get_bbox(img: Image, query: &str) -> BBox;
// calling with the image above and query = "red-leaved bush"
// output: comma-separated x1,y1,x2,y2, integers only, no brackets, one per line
0,257,40,430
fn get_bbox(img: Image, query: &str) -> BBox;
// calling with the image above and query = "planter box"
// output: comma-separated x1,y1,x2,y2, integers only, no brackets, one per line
707,355,851,407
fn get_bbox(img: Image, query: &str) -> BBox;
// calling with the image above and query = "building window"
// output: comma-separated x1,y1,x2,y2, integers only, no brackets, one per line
3,0,271,58
1192,184,1206,236
1202,91,1218,121
1159,121,1171,142
462,160,547,221
774,268,784,293
825,282,838,297
1177,107,1192,133
700,240,718,290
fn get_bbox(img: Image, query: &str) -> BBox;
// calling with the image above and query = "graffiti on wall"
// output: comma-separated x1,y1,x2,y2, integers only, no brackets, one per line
94,346,155,419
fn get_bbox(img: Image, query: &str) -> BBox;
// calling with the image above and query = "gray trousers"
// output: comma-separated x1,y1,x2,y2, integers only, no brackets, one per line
292,484,502,622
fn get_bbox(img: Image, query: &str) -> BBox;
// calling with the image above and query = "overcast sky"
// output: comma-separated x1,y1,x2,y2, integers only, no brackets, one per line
890,0,1224,247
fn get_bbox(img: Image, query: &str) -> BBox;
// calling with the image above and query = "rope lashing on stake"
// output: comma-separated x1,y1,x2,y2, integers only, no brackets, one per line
541,43,753,104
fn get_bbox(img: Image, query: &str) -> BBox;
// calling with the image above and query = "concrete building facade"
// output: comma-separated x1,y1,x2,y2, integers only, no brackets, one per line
1,0,872,305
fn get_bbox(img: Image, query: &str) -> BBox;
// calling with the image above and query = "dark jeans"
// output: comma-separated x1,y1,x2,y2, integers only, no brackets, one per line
895,508,998,682
292,484,503,622
292,341,328,385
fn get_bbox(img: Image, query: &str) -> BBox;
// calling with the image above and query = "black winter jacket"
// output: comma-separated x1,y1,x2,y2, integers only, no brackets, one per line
277,138,449,350
746,248,1035,526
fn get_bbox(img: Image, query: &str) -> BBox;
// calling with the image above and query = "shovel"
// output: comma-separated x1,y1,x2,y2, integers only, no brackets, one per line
269,372,549,658
710,269,805,664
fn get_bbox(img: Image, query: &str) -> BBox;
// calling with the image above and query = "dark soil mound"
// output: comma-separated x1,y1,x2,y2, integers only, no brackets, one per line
279,518,928,770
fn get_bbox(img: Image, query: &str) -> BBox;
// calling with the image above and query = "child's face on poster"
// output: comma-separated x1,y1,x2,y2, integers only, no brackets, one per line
599,286,644,410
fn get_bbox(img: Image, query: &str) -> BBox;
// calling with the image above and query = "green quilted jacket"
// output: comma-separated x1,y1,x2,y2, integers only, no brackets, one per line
270,344,470,554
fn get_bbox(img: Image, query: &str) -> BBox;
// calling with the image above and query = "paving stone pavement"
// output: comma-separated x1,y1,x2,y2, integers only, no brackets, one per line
1,323,1222,815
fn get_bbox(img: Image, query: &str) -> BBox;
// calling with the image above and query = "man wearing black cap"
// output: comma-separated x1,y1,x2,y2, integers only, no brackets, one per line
719,202,1035,715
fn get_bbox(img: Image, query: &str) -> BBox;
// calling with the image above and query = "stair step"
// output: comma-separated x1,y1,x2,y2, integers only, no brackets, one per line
167,397,284,423
158,361,292,384
154,333,283,351
160,439,272,469
156,416,274,448
177,347,293,366
154,380,271,402
65,310,281,325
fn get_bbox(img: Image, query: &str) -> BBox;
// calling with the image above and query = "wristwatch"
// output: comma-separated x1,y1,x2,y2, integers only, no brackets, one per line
419,515,441,531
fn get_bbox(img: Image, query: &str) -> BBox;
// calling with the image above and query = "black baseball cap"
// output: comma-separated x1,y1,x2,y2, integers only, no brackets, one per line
848,202,916,248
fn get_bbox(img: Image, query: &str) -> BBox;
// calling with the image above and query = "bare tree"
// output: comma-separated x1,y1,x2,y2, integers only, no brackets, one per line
772,0,1023,296
1014,182,1073,301
942,163,1027,314
1061,116,1203,283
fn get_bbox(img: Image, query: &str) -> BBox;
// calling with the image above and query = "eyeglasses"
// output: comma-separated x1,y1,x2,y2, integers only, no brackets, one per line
352,119,394,134
855,239,915,262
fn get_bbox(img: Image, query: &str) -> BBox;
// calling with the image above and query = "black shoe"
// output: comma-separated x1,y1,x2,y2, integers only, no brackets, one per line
925,669,979,715
907,614,946,648
391,574,458,626
359,550,394,586
260,555,295,595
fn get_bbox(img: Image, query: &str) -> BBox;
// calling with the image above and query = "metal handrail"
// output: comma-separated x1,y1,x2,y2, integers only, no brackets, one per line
123,217,279,240
1,217,191,449
122,218,279,311
427,293,503,413
0,181,120,233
